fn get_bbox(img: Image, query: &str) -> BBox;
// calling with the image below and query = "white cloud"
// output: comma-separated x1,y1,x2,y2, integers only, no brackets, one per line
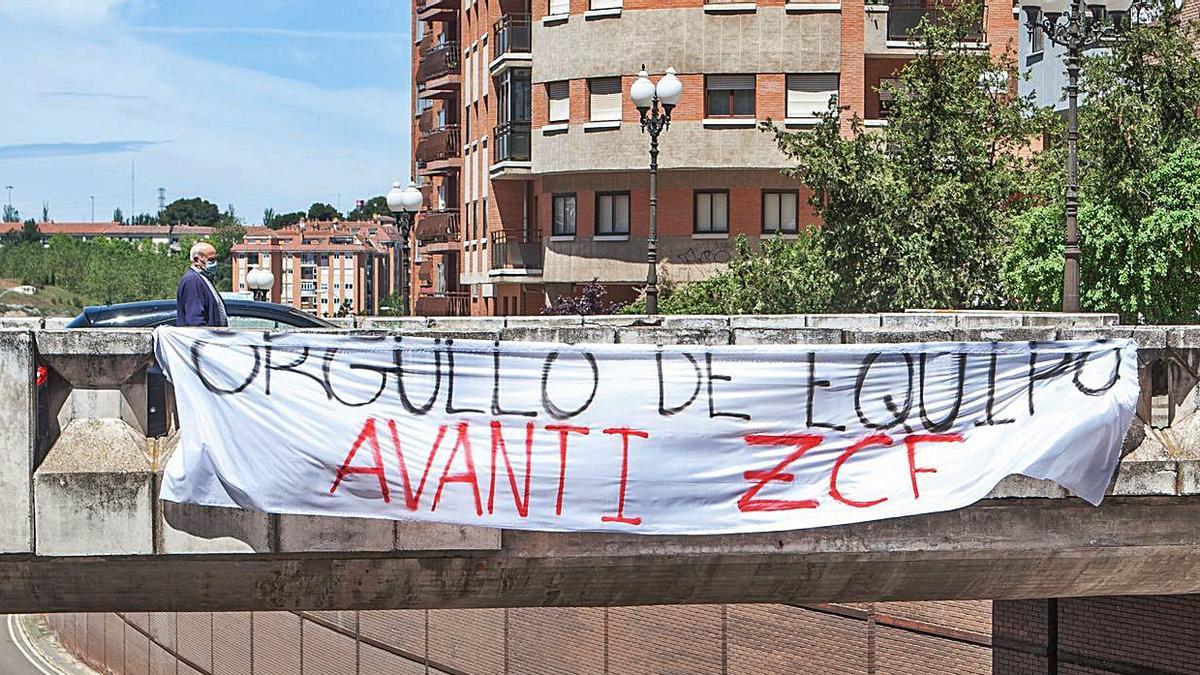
0,0,131,25
0,25,409,222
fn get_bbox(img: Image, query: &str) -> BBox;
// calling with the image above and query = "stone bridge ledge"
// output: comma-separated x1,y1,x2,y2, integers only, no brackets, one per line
4,312,1200,612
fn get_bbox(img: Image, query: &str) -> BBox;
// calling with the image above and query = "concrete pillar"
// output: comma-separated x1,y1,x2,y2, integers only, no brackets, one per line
34,418,155,556
0,330,34,553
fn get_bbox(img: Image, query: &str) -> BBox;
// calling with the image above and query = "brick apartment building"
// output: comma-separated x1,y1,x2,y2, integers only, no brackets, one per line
411,0,1019,316
229,221,402,318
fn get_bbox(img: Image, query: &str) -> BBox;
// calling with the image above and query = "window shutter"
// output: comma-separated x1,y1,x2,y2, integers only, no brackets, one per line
706,74,755,91
549,0,569,14
787,74,839,118
548,81,570,122
591,0,623,9
589,77,622,121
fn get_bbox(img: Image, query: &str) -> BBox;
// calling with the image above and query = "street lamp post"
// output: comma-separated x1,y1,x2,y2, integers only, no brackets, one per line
1026,0,1131,312
386,180,425,316
630,66,683,316
246,266,275,303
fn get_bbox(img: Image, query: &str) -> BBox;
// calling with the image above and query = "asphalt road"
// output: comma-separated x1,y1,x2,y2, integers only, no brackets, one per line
0,616,47,675
0,615,95,675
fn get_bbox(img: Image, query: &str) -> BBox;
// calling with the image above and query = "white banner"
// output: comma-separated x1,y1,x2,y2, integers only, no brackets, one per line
153,328,1139,535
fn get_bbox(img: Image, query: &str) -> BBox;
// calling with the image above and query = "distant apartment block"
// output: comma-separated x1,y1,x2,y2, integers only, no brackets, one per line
411,0,1019,316
0,222,215,246
230,221,402,318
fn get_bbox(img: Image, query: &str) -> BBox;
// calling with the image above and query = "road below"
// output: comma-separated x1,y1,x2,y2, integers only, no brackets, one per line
0,615,96,675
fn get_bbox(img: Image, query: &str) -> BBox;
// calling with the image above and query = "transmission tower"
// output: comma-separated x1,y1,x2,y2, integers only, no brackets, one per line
157,187,166,215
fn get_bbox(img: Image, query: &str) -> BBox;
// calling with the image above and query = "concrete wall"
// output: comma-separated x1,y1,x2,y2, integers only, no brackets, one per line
531,7,841,85
532,121,791,174
993,595,1200,674
47,600,994,674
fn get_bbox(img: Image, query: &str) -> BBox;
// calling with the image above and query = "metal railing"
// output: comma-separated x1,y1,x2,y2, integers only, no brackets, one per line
490,229,543,271
417,41,461,85
415,125,461,164
416,210,461,244
493,121,531,163
887,0,985,42
493,14,531,60
415,290,470,316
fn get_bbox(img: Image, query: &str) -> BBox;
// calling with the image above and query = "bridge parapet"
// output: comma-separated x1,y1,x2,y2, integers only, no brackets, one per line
6,313,1200,612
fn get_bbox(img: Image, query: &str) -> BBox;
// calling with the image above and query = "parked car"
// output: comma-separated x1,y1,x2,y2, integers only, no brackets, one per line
64,298,335,330
36,300,335,458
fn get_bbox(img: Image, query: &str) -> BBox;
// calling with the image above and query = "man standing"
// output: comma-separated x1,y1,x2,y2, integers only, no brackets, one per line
176,242,229,327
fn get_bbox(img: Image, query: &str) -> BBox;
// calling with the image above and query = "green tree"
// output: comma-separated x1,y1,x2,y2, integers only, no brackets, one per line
159,197,221,226
111,207,125,224
262,207,276,228
270,211,305,229
1002,1,1200,322
129,213,158,225
765,1,1052,312
377,292,405,316
207,205,246,292
1,205,18,223
307,202,341,222
346,196,390,221
623,233,835,314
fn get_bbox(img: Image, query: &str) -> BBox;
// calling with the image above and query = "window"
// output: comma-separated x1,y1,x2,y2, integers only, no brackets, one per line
497,69,532,125
591,0,622,8
762,191,799,234
595,192,630,235
552,194,577,236
786,74,839,119
705,75,755,117
1026,8,1045,52
548,81,570,123
694,190,729,233
549,0,569,13
229,317,283,330
588,77,622,121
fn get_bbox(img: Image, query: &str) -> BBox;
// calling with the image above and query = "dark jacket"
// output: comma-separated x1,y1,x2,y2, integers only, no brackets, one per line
176,268,228,327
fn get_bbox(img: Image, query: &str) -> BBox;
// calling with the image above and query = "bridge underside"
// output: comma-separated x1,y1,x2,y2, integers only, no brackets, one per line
4,496,1200,613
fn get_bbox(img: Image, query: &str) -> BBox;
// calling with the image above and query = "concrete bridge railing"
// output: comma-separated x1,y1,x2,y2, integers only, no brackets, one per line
4,311,1200,613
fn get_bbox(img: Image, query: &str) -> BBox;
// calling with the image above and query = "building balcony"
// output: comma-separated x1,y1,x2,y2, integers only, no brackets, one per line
415,125,461,173
417,0,459,21
490,229,542,277
491,120,532,178
415,210,460,244
416,290,470,317
417,109,457,135
491,14,532,75
865,1,986,55
417,42,461,97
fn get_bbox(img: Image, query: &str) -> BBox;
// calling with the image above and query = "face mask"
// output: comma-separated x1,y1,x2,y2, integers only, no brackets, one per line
204,260,218,272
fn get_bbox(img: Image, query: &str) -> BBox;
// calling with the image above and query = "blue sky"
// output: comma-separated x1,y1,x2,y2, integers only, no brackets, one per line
0,0,411,223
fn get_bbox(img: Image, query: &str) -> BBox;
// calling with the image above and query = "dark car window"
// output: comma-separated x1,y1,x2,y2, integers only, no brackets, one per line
228,316,284,330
